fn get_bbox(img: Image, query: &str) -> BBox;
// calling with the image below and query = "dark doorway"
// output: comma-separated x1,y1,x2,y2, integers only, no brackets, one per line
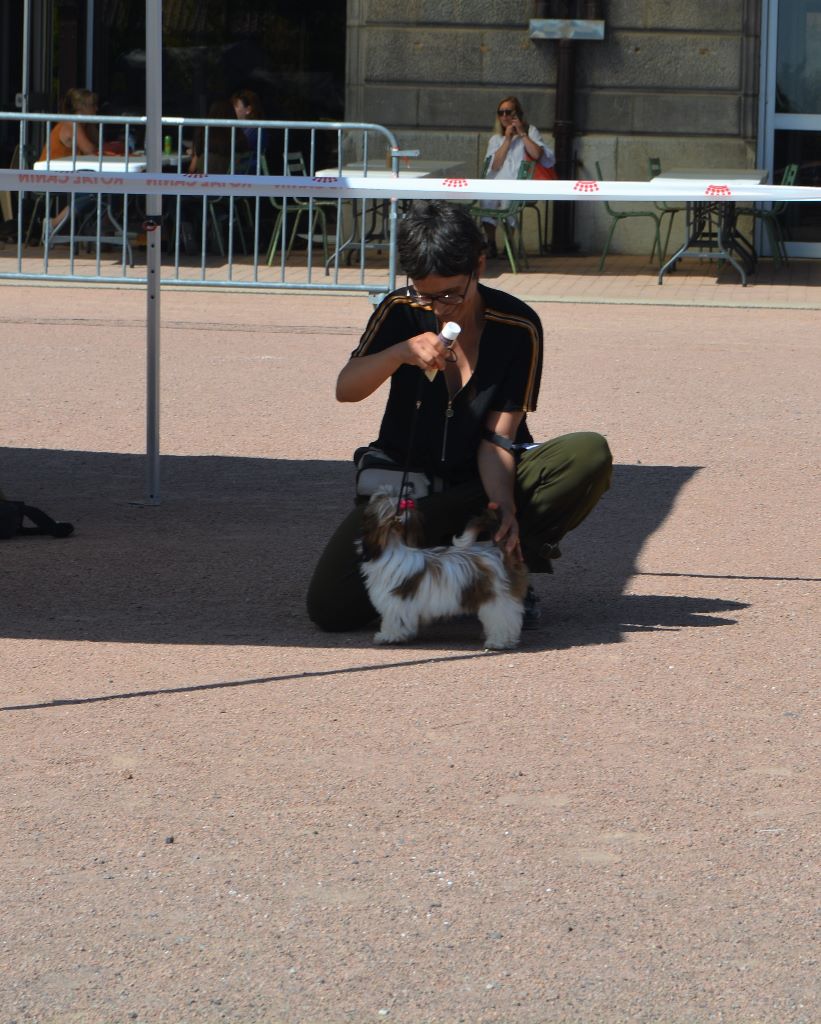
2,2,347,165
94,1,347,122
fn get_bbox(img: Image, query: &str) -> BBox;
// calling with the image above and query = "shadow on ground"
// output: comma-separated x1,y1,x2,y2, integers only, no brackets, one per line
1,447,747,649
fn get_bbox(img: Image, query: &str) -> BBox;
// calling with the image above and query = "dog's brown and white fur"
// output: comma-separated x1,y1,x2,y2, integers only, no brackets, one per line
357,490,529,649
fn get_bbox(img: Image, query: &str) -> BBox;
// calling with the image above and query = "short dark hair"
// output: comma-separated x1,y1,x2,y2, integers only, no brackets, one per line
398,200,484,279
231,89,264,118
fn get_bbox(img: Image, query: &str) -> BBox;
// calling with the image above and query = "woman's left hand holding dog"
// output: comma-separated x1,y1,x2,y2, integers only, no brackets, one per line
487,500,522,558
479,410,524,559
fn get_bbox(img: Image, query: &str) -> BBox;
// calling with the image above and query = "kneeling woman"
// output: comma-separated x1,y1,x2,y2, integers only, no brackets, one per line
307,200,612,632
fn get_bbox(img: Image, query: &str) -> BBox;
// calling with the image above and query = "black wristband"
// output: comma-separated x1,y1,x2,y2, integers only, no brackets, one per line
483,430,515,453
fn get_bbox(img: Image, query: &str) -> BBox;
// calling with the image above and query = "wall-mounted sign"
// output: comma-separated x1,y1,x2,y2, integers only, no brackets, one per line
529,19,605,41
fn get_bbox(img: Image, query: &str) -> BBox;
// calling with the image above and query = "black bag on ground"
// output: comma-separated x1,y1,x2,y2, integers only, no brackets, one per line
0,500,74,540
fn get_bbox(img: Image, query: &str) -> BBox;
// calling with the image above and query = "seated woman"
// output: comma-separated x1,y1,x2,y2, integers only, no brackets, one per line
38,87,100,232
231,89,269,172
181,100,248,253
307,200,612,633
188,99,247,174
482,95,555,256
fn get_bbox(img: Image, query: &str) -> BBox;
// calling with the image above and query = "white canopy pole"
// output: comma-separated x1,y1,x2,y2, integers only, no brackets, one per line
145,0,162,503
20,0,30,164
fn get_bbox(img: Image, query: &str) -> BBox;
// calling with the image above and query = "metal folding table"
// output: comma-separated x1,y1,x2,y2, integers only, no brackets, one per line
651,168,768,286
33,155,147,262
314,159,466,269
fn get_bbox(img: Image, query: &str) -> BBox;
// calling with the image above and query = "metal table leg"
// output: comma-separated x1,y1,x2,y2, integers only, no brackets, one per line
659,201,755,286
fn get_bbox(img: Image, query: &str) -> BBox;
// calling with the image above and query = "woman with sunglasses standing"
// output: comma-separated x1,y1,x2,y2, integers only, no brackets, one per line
307,201,612,633
482,96,555,256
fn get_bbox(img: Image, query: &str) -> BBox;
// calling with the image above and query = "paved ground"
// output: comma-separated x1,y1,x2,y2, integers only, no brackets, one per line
1,265,818,1024
4,237,821,311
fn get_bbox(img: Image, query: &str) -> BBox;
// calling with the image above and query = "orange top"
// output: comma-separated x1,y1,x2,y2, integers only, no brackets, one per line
38,122,98,162
39,123,73,161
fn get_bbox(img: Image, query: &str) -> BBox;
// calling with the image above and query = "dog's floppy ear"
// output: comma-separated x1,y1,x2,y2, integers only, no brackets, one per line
359,499,393,559
401,507,426,549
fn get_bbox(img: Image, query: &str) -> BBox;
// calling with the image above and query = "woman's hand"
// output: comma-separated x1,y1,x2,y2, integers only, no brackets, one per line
487,500,522,558
402,331,450,376
478,410,524,557
337,331,448,403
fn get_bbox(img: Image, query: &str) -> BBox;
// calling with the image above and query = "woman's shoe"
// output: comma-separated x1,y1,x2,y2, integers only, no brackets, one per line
522,586,541,629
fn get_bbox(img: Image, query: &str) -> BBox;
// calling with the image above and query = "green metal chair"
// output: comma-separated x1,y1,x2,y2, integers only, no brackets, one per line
265,152,333,266
735,163,798,269
648,156,685,262
14,143,49,246
472,157,535,273
596,160,662,272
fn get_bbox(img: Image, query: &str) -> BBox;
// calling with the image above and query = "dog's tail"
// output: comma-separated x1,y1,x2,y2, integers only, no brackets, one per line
452,508,500,548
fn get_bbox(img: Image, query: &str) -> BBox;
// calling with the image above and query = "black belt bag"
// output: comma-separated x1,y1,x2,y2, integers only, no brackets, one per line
354,446,444,500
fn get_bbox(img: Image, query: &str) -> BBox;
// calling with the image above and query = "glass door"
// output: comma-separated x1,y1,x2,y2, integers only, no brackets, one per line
760,0,821,257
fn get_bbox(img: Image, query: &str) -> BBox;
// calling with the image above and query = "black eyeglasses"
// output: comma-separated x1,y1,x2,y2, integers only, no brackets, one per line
405,274,474,309
497,108,517,117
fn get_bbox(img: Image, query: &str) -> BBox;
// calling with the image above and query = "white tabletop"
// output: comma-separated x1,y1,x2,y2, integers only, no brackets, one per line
315,159,465,179
652,167,768,186
33,156,147,173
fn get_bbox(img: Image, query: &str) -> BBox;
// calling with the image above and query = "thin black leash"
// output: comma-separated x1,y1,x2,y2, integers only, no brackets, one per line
396,309,458,523
395,371,427,521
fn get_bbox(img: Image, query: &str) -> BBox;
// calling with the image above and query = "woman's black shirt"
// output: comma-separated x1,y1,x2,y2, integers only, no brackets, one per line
351,283,543,485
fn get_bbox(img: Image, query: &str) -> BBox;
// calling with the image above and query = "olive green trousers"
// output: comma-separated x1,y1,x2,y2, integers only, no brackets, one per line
307,431,612,631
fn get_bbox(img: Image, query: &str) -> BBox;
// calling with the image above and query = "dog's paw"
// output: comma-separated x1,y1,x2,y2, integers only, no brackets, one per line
482,635,521,651
374,630,415,645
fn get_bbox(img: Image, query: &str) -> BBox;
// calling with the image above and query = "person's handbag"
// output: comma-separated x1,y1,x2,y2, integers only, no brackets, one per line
354,446,444,500
525,154,558,181
0,500,74,540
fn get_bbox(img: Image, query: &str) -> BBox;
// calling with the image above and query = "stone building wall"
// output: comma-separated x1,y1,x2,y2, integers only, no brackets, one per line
345,0,763,254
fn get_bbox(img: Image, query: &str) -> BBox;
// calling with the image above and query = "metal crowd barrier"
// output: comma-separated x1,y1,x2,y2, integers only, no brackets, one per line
0,113,400,297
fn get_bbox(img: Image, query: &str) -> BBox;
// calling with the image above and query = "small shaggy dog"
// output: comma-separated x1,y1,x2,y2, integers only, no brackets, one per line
357,490,529,649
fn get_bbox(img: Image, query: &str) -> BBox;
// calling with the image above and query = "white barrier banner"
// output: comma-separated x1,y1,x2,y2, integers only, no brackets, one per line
1,169,820,204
